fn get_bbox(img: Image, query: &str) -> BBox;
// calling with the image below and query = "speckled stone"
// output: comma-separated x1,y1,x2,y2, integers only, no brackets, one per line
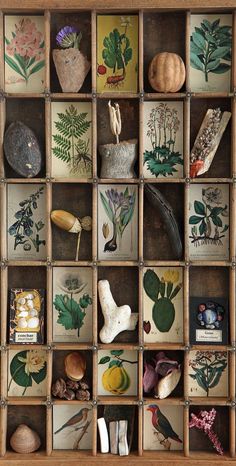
99,139,137,179
4,121,42,178
53,49,91,93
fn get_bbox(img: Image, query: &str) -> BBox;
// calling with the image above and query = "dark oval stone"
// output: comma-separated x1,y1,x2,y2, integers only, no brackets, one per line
4,121,42,178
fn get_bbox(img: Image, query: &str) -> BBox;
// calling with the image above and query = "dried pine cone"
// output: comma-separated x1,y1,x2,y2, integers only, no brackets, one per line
66,379,79,390
64,389,76,400
51,378,66,398
75,389,91,401
79,380,90,390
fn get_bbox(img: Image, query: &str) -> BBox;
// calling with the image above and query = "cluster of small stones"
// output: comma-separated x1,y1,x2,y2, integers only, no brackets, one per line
190,108,222,163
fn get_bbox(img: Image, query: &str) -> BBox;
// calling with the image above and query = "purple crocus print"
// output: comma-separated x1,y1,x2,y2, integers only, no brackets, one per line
100,187,136,252
56,26,82,49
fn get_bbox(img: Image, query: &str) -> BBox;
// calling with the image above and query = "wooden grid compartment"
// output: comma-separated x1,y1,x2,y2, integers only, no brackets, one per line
0,2,236,465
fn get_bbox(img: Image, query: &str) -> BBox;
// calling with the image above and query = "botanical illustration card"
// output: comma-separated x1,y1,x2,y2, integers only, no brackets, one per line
8,349,47,396
143,267,183,343
190,15,232,92
97,15,138,93
189,297,228,345
53,404,92,450
188,184,229,260
143,101,183,179
5,16,45,93
98,349,138,396
144,405,183,451
7,184,46,260
188,350,228,397
98,185,138,261
51,102,92,178
9,288,45,344
53,267,93,343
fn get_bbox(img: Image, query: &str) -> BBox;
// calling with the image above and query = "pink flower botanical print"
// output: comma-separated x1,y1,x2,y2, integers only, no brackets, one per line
5,17,45,85
189,408,223,455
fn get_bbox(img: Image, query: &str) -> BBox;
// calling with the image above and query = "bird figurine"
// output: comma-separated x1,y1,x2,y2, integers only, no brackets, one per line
54,407,91,434
147,405,182,445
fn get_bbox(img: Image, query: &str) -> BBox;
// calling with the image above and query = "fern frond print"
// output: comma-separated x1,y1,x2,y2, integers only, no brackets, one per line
52,103,92,177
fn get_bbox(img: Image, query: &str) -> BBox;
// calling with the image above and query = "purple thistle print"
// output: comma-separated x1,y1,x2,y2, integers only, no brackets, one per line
56,26,82,49
100,187,136,253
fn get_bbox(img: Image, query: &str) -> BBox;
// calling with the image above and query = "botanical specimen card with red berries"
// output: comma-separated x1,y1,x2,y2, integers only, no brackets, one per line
143,101,183,179
188,184,229,260
7,184,47,260
4,16,45,93
143,267,183,343
190,15,232,92
53,404,93,450
52,267,93,343
143,405,183,451
188,350,228,397
96,15,138,93
97,184,138,260
51,102,92,179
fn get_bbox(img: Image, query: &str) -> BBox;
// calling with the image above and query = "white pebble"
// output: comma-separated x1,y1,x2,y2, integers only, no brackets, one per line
27,317,39,329
17,298,26,305
28,309,38,317
18,311,28,318
27,300,34,309
18,318,28,328
25,294,34,300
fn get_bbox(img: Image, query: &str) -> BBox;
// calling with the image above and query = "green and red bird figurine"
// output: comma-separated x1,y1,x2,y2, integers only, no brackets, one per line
147,404,182,444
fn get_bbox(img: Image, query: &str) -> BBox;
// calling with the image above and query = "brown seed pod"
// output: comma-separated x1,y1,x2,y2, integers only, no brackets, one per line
51,378,66,398
75,389,91,401
79,380,90,390
148,52,186,93
64,389,76,400
64,352,86,381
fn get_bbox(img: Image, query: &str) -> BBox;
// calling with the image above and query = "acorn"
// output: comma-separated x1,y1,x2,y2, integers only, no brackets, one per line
51,210,92,261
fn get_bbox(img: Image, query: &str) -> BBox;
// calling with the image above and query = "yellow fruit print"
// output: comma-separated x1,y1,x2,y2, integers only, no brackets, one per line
102,365,130,395
99,349,137,395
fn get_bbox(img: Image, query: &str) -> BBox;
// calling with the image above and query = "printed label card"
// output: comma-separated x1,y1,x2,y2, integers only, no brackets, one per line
143,101,183,179
188,184,229,260
144,405,183,451
143,267,183,343
190,14,232,92
51,102,92,179
8,349,47,397
188,350,228,397
98,184,138,261
7,184,46,260
53,404,92,450
53,267,93,343
189,297,228,345
98,349,138,396
5,16,45,93
97,15,138,93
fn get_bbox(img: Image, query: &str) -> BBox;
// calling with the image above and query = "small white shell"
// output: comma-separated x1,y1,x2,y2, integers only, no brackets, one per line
28,309,38,317
25,294,34,300
27,317,39,329
18,305,26,312
27,300,34,309
17,298,26,305
18,318,28,328
18,311,28,318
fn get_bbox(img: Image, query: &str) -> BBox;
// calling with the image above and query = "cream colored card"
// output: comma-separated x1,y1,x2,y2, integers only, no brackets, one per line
51,102,92,178
53,267,93,343
98,184,138,261
53,404,92,450
188,350,228,397
188,184,229,260
143,267,183,343
143,405,183,451
143,101,183,179
97,15,138,93
190,15,232,92
5,16,45,93
7,184,47,260
8,349,47,397
98,349,138,396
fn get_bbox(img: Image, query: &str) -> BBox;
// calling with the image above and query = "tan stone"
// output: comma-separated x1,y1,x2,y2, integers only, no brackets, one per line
53,48,90,93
